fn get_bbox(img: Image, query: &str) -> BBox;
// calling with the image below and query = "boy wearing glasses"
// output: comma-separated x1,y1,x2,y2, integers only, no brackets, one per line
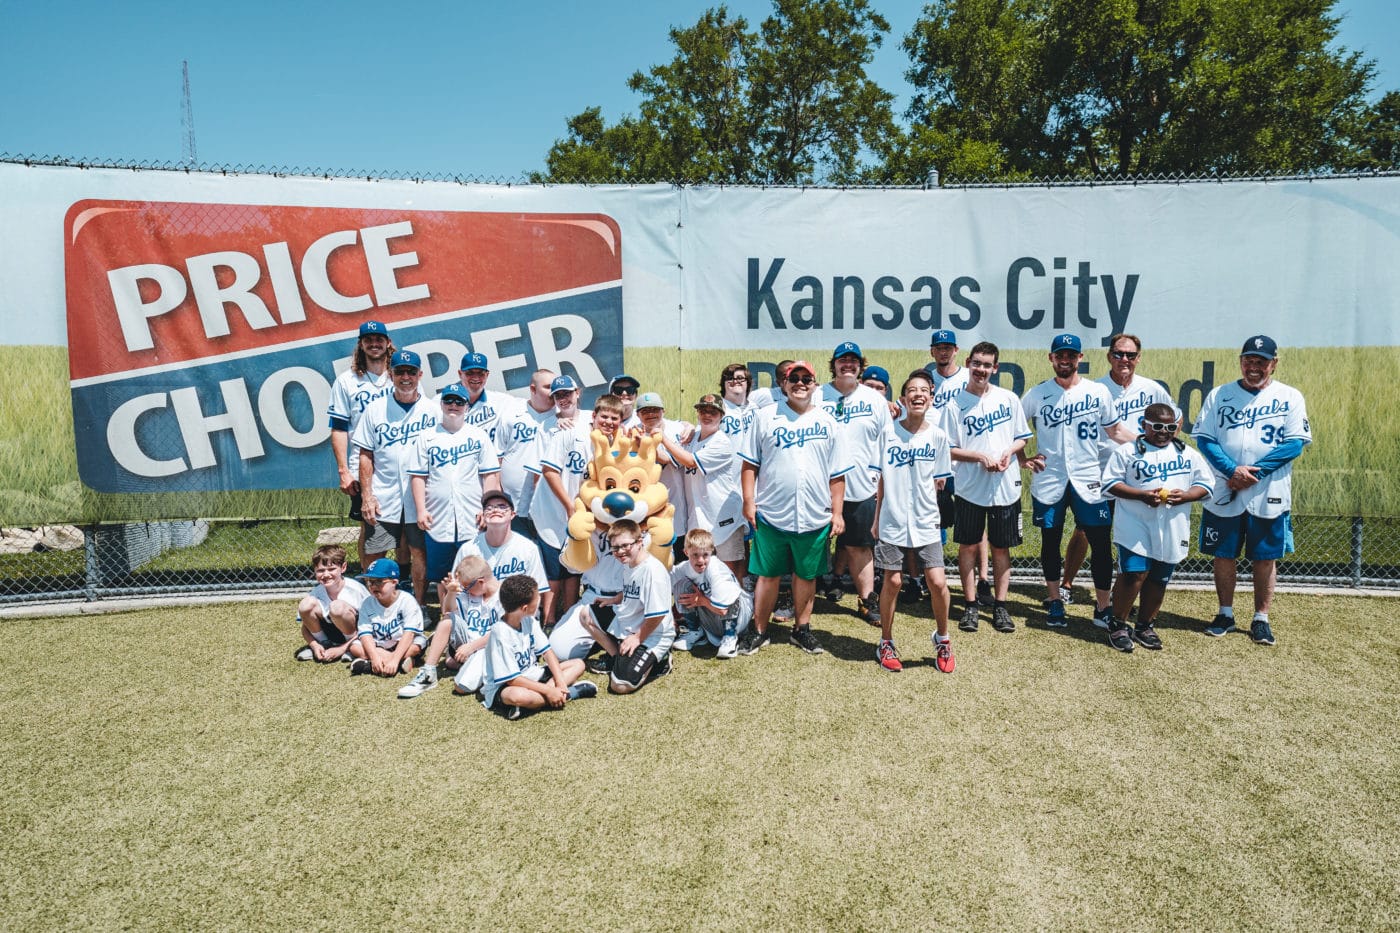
1102,403,1213,652
398,555,500,698
453,490,550,592
578,520,676,694
409,382,502,601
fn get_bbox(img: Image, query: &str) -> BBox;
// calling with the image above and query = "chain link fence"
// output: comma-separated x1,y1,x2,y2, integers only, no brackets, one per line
1,511,1393,608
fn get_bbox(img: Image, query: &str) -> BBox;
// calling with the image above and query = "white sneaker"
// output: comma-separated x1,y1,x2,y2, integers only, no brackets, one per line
397,666,438,698
673,629,702,652
717,633,739,659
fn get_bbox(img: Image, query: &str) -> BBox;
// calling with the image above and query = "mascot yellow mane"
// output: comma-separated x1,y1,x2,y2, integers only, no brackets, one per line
562,429,676,572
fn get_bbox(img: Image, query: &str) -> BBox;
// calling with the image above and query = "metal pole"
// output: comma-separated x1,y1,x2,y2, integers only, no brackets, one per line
84,525,99,602
1350,516,1363,587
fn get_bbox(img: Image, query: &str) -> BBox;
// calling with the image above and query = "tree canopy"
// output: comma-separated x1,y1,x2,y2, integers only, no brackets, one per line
534,0,1395,183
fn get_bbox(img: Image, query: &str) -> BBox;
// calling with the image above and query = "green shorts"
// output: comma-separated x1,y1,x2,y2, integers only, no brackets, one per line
749,518,831,581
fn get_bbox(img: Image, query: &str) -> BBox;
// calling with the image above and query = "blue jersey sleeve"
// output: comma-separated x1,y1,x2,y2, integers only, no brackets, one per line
1253,437,1307,477
1195,435,1236,476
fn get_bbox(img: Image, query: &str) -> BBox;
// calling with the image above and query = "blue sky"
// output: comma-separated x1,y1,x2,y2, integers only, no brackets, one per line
2,0,1396,179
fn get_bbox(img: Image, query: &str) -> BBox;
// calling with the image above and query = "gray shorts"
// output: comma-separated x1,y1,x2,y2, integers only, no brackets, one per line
873,541,944,572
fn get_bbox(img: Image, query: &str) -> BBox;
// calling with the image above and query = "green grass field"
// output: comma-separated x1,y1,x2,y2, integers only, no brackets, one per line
3,343,1396,524
2,589,1397,930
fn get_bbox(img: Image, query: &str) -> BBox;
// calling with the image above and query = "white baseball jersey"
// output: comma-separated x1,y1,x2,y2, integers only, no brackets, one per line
530,420,594,549
496,402,557,515
671,558,743,614
682,429,746,546
1192,379,1311,519
648,418,693,536
748,386,782,410
741,400,853,534
875,418,954,548
299,577,369,622
1104,440,1214,563
356,591,424,643
608,554,676,655
721,398,757,443
453,532,550,591
327,367,391,475
949,385,1032,507
579,525,628,598
481,614,551,708
1097,374,1173,468
351,393,440,522
1022,378,1123,505
818,382,892,502
927,365,971,413
462,389,519,448
446,590,503,650
407,422,501,543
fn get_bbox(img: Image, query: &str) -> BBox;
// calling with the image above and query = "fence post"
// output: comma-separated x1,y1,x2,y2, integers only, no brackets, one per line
83,525,99,602
1350,517,1363,587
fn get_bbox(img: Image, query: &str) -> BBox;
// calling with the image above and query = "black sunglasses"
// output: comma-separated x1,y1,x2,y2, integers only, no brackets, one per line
1110,351,1140,361
785,374,816,385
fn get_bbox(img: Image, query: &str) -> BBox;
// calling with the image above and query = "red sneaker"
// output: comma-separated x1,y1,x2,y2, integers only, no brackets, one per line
876,639,902,672
934,637,955,674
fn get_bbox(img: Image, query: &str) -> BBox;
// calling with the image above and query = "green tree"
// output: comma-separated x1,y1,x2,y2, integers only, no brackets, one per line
533,0,894,183
901,0,1378,178
1340,90,1400,169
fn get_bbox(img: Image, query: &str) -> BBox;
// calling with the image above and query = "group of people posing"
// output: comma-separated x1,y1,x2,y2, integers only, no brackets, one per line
293,320,1311,718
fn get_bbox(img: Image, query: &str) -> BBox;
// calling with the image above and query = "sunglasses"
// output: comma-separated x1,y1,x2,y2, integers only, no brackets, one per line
392,368,420,376
1110,351,1140,361
725,376,749,384
1143,421,1179,433
785,374,816,385
482,502,512,513
612,386,638,396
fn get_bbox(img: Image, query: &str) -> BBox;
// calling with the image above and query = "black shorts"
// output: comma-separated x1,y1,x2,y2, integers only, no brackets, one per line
937,481,956,530
836,496,878,548
952,498,1022,550
610,645,660,689
378,518,425,551
349,491,364,522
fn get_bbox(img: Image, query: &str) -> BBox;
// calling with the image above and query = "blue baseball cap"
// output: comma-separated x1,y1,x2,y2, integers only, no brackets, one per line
608,373,640,393
860,365,890,386
1241,335,1278,359
1050,334,1082,354
550,375,579,394
832,341,863,360
930,329,958,347
390,349,422,371
359,320,389,338
459,352,489,372
360,558,400,580
439,382,469,402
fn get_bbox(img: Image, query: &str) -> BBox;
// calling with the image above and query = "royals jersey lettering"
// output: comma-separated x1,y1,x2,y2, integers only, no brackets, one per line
1104,441,1214,563
481,615,551,708
608,554,676,655
1192,380,1311,519
875,419,954,548
496,404,557,513
356,591,424,643
407,422,500,543
950,385,1032,508
327,368,392,475
818,382,891,502
1022,379,1122,504
928,366,971,412
1097,374,1172,468
352,393,440,521
446,591,504,648
530,421,595,549
741,400,853,534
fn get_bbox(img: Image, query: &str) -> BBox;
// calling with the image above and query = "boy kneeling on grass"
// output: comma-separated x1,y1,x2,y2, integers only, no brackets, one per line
294,544,368,663
349,558,425,677
398,555,498,699
1102,403,1214,653
481,575,596,720
579,520,676,694
671,528,751,659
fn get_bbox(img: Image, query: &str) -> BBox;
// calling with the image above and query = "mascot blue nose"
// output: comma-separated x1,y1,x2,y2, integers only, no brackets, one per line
602,490,635,517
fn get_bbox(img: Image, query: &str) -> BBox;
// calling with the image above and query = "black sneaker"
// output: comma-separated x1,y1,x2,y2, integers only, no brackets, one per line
1107,624,1135,653
1043,599,1067,628
1132,624,1164,650
820,575,844,602
650,653,674,679
567,681,598,700
737,626,770,656
857,593,879,625
1092,605,1113,630
976,579,995,607
586,654,614,675
1205,614,1237,637
349,658,371,676
1250,619,1276,646
790,624,824,655
991,606,1015,633
959,604,980,632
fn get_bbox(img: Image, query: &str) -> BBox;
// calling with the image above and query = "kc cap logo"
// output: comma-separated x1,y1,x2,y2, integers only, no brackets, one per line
1241,335,1277,359
359,320,388,337
391,349,422,370
1050,334,1082,353
832,341,863,360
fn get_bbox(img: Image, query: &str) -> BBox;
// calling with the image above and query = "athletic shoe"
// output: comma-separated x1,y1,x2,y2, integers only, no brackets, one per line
1059,584,1074,605
1132,624,1164,650
505,705,524,721
294,645,315,662
933,637,955,674
1092,605,1113,630
1107,625,1135,653
1250,619,1276,646
567,681,598,700
673,628,702,652
857,593,880,626
737,626,770,656
1043,599,1067,628
976,579,995,607
716,633,739,659
397,666,438,698
959,604,980,632
991,605,1015,633
1205,614,1237,637
820,575,843,602
772,598,795,622
349,658,372,676
650,653,674,679
876,640,902,672
339,651,354,663
790,624,824,655
586,654,614,675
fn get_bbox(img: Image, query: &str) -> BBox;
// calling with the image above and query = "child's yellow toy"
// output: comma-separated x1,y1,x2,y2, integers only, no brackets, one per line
561,430,676,572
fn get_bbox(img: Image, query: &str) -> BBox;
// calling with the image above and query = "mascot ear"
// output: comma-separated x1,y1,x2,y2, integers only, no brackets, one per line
590,430,612,464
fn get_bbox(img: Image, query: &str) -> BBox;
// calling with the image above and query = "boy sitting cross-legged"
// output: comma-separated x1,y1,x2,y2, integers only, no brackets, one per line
348,558,426,678
481,575,596,720
294,544,368,663
398,555,499,699
671,528,752,659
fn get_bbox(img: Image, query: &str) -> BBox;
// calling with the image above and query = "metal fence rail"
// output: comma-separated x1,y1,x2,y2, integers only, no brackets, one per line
1,513,1392,608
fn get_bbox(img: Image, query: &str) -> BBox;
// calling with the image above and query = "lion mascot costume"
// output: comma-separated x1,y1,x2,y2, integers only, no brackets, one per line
561,429,676,572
